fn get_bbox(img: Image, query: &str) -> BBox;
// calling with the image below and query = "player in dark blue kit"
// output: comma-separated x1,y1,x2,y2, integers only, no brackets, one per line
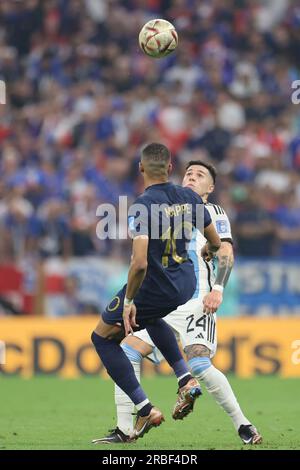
91,143,221,440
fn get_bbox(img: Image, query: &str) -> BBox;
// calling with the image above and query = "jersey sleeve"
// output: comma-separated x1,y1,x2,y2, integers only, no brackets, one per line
204,206,212,228
206,204,232,242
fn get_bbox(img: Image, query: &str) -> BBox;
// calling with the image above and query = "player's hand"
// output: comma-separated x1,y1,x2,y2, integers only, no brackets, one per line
122,302,139,336
201,243,214,262
203,289,223,315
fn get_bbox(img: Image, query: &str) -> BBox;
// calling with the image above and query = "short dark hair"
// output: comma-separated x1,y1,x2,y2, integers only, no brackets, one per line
186,160,217,184
141,143,171,177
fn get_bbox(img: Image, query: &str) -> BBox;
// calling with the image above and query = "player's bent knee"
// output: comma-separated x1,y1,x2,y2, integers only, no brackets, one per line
122,335,153,357
121,343,143,363
185,345,212,377
185,344,210,360
93,315,124,341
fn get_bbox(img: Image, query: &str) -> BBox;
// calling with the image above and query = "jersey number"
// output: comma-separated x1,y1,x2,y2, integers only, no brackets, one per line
186,314,216,343
161,222,192,268
186,314,206,333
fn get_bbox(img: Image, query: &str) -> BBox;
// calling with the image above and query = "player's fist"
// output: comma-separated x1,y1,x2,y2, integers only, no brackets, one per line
203,289,223,314
201,243,214,262
122,302,139,336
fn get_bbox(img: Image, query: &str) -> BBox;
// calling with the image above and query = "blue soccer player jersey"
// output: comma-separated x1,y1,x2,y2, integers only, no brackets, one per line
102,182,212,327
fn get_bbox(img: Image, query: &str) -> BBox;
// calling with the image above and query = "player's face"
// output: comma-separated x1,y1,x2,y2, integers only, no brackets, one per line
182,165,214,199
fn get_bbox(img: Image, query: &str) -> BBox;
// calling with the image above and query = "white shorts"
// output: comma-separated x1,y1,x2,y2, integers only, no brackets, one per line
133,294,217,363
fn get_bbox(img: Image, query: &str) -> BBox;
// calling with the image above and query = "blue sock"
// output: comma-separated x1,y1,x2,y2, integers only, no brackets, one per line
145,319,190,379
121,343,143,363
91,331,150,409
120,343,152,416
188,357,212,376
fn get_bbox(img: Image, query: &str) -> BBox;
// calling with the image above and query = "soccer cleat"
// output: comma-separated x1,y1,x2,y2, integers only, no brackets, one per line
131,406,165,440
172,377,202,420
238,424,263,445
92,427,132,444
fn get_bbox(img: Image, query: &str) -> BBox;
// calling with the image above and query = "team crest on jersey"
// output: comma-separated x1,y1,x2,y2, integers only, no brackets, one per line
216,220,228,234
107,296,121,312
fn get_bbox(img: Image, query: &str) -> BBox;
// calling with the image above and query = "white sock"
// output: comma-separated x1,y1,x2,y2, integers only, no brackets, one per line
198,365,251,431
115,361,140,435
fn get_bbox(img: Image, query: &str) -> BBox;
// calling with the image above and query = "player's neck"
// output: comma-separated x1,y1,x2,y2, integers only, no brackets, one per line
144,176,169,189
200,192,209,203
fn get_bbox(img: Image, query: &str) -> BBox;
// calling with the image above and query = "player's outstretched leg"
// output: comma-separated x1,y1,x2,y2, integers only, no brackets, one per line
186,344,262,445
145,318,202,420
93,342,143,444
91,320,165,442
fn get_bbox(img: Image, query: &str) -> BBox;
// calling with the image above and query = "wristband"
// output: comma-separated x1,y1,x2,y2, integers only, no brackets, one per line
124,297,133,305
213,284,224,293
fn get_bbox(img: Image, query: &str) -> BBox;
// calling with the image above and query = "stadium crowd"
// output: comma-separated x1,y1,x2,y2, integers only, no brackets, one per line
0,0,300,267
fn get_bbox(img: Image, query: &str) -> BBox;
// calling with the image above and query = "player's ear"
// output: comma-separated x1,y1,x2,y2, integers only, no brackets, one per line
208,184,214,195
167,162,172,174
139,162,144,173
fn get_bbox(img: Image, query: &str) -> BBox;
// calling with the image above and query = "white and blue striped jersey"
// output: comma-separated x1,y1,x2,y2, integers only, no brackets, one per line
188,203,232,296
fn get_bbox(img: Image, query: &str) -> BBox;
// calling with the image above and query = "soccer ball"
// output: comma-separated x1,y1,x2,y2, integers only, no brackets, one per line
139,19,178,58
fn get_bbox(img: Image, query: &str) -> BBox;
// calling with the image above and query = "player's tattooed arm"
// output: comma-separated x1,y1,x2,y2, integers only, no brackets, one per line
214,241,234,288
203,241,234,314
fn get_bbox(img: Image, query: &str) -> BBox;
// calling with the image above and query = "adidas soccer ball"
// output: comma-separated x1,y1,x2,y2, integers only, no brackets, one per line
139,19,178,58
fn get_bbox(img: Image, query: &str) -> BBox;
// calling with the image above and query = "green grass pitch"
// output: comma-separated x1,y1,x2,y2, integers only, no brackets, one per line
1,376,299,450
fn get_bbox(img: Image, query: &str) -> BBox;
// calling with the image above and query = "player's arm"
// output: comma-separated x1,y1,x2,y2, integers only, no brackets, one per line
126,235,148,300
123,235,149,335
203,241,234,315
215,241,234,288
202,222,221,261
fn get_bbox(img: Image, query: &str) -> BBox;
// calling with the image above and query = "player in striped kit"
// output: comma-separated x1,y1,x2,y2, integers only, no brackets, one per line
93,160,262,446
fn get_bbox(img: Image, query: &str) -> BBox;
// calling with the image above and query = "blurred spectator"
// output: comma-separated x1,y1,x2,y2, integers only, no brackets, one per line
230,62,261,99
274,191,300,257
35,199,71,258
0,197,37,261
234,191,275,257
45,273,99,317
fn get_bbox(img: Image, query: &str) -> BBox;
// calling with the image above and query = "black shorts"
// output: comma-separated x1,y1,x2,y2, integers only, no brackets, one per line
101,284,180,328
